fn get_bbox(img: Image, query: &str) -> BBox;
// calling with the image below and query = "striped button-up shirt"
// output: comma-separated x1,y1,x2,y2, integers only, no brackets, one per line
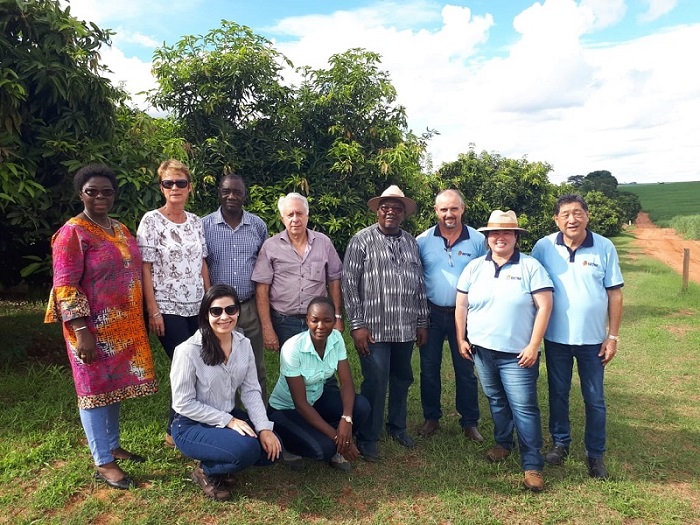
342,224,429,343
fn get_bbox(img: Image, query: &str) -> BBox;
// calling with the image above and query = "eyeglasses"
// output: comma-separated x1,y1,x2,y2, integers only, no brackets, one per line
379,204,405,213
445,248,453,267
161,179,189,189
557,210,586,220
83,188,115,197
208,304,240,317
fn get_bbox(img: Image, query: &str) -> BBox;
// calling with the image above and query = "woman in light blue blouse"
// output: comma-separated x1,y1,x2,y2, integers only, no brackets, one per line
170,284,281,501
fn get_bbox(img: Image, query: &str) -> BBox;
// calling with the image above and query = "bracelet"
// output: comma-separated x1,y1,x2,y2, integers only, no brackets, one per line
335,314,343,319
152,312,162,318
74,325,88,332
607,334,619,341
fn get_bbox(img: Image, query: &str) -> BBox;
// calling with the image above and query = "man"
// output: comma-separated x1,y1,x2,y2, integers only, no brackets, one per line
252,192,344,351
531,193,623,479
415,189,485,441
203,174,269,397
342,185,429,462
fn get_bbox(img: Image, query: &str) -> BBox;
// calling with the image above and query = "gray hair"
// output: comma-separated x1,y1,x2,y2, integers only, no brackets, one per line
435,188,465,207
278,192,309,216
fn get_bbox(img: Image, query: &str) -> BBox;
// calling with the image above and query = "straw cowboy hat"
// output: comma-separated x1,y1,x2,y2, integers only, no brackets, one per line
367,185,418,217
477,210,529,233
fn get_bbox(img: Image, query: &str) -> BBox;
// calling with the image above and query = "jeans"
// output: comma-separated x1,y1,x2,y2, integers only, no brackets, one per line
420,303,480,427
358,341,414,444
270,310,307,347
268,386,371,461
544,340,607,458
79,402,121,466
238,300,266,399
172,409,276,476
473,346,544,472
159,314,199,435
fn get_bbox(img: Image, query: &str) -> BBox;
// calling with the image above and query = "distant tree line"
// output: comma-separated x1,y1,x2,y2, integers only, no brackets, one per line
0,0,639,288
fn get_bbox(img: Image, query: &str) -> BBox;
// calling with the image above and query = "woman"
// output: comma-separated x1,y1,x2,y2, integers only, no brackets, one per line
170,284,281,502
454,210,553,492
45,164,158,490
268,296,370,471
136,159,210,446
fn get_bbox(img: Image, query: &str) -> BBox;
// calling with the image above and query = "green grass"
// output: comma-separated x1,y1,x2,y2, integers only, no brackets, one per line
669,215,700,241
1,237,699,524
620,181,700,226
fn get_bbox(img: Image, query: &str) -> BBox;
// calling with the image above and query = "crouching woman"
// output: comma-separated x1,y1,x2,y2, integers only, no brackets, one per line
170,284,281,501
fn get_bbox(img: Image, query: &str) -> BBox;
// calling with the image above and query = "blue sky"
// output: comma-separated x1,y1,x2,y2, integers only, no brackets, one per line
64,0,700,184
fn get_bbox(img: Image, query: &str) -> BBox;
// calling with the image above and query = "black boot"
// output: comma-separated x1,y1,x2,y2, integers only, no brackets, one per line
587,456,609,479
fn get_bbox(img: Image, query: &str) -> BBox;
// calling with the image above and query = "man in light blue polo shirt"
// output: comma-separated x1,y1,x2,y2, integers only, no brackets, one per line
203,174,269,397
531,193,624,480
416,189,486,441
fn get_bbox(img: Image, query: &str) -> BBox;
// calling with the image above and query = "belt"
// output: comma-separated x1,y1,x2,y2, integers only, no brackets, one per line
271,309,306,319
428,301,455,313
240,295,255,305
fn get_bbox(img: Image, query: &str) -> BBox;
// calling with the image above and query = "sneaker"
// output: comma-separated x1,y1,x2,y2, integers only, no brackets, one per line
485,445,511,462
191,463,231,501
587,456,609,479
329,453,352,472
523,470,545,492
417,419,440,437
389,431,416,448
282,450,305,470
357,441,380,462
544,445,569,465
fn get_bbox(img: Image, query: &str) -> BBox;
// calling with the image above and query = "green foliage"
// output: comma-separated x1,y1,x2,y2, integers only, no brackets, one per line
615,191,642,224
581,170,618,197
584,190,623,237
620,181,700,225
669,215,700,240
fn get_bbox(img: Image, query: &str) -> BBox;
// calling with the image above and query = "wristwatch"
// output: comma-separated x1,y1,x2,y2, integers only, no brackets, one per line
607,334,619,341
341,415,353,424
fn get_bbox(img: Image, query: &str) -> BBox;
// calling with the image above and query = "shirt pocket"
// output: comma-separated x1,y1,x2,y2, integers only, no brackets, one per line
301,366,325,386
306,262,326,283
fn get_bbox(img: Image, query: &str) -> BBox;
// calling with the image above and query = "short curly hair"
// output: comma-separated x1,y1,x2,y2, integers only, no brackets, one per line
73,164,118,197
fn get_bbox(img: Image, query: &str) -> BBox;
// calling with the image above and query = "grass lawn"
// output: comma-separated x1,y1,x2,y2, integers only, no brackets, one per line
620,181,700,226
1,232,699,524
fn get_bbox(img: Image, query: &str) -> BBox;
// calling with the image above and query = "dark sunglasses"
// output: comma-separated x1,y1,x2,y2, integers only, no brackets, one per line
83,188,115,197
208,304,240,317
161,179,189,189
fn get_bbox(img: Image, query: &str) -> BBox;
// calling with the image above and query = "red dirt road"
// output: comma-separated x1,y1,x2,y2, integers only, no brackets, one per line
631,212,700,284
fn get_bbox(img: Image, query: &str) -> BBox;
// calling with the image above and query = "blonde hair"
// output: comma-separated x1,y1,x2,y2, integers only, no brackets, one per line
157,159,191,182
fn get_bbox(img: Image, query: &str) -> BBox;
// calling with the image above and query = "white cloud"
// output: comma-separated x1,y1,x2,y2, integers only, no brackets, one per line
639,0,678,22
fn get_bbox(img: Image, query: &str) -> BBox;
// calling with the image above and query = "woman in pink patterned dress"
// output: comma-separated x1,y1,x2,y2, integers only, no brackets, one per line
46,164,158,490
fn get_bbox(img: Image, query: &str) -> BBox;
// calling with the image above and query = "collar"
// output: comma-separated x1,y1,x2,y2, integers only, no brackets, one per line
280,228,315,243
215,207,251,226
485,248,521,265
555,229,593,248
374,223,403,237
432,224,471,248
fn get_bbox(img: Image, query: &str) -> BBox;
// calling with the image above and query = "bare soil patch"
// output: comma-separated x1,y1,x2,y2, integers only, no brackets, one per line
631,212,700,284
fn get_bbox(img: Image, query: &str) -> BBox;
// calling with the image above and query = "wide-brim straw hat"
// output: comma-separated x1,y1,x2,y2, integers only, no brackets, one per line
477,209,529,233
367,185,418,217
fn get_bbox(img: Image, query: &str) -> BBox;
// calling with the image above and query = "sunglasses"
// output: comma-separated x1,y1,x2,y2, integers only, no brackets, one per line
161,179,189,189
83,188,115,197
208,304,240,317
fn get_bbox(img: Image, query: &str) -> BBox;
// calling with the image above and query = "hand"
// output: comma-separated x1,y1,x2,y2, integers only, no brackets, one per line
335,421,360,461
148,314,165,337
227,417,257,437
351,328,374,357
334,318,345,333
259,430,282,461
416,327,428,347
517,345,539,368
75,329,97,364
599,338,618,366
458,340,473,361
262,325,280,352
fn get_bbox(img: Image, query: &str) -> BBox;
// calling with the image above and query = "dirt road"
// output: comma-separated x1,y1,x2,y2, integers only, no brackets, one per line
631,212,700,284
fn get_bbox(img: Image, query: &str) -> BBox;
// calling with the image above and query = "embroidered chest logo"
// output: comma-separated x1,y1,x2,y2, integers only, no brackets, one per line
582,260,599,268
506,275,522,281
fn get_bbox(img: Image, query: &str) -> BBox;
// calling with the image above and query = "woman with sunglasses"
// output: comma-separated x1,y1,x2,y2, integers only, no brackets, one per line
170,284,281,501
137,159,210,446
45,164,158,489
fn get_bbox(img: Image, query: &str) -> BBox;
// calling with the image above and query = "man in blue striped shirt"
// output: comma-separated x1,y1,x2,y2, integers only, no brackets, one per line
203,174,269,397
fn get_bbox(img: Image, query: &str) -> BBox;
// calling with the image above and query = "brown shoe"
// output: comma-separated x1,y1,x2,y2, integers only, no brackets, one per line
463,426,484,442
164,433,176,448
485,445,511,462
523,470,544,492
191,463,231,501
417,419,440,437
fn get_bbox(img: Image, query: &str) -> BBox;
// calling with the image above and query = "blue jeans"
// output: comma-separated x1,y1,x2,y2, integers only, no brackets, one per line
269,386,371,461
420,303,479,427
159,314,199,435
358,341,414,444
544,340,606,458
79,403,121,466
172,409,276,476
270,310,307,347
474,346,544,472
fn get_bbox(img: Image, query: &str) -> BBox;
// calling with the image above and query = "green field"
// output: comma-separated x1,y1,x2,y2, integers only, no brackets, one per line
620,181,700,225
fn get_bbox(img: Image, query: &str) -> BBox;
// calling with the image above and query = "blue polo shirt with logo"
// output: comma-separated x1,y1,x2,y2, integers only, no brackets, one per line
531,230,624,345
417,224,486,307
456,250,553,353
